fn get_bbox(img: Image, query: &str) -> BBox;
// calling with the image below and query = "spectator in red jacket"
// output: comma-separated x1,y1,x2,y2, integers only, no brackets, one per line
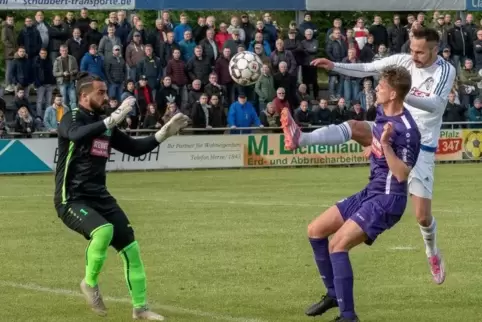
215,23,231,52
271,87,291,114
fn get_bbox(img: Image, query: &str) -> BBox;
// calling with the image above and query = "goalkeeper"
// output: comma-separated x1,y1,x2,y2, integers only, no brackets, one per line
54,72,189,320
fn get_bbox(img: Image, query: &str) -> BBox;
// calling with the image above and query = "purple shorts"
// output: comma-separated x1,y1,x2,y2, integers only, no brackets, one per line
336,188,407,245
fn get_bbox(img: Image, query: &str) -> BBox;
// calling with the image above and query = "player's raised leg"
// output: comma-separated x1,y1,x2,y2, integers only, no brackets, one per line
280,108,373,150
409,163,445,284
305,205,345,317
106,204,165,321
57,204,112,316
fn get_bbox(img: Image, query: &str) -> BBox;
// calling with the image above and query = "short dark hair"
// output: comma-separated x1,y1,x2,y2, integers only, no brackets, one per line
380,66,412,99
412,28,440,43
76,72,103,97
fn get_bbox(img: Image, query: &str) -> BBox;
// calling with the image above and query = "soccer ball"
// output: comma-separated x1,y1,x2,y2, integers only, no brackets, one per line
464,131,482,159
229,51,263,86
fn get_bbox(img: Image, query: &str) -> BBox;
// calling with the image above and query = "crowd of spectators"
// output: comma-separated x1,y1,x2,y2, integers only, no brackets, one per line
1,9,482,138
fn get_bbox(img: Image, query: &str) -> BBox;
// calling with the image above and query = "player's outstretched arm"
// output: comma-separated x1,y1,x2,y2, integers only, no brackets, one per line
404,62,456,113
58,112,108,142
312,54,406,79
110,129,159,157
110,113,190,157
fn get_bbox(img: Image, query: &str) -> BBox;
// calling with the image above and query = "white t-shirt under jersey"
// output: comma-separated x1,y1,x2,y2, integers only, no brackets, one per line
333,54,456,148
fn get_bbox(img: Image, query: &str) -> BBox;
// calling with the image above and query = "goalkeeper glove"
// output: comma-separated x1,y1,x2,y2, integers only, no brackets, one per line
154,113,190,143
103,96,136,129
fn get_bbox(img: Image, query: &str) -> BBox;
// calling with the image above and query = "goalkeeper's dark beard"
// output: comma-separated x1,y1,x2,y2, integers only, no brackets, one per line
90,97,108,112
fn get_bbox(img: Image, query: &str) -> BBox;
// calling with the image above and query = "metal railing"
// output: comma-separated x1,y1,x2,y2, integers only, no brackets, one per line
1,122,480,138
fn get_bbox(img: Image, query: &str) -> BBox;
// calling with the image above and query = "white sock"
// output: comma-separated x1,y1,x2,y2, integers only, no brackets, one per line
299,122,352,147
419,217,437,257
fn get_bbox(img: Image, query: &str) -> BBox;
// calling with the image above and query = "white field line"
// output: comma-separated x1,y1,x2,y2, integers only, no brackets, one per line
390,246,417,251
0,280,266,322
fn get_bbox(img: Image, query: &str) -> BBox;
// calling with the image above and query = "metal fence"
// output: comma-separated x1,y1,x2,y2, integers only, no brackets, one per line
1,121,480,139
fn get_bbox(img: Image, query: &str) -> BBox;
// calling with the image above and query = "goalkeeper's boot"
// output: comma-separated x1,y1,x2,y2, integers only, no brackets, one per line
305,293,338,317
429,251,446,285
332,316,360,322
133,306,165,320
80,279,107,316
280,107,301,150
155,113,190,144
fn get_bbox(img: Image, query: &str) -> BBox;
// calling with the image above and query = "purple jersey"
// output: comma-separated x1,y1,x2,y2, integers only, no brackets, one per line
366,106,421,195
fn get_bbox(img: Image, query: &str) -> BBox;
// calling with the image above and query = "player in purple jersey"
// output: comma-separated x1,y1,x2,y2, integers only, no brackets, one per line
299,66,421,322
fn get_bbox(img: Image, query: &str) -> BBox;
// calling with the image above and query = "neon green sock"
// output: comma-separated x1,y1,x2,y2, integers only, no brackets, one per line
120,241,147,308
85,224,114,287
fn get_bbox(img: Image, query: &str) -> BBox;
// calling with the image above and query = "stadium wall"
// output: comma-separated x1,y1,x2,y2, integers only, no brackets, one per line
0,129,478,174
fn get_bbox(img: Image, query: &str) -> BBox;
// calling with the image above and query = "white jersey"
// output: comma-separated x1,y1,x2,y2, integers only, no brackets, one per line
333,54,456,148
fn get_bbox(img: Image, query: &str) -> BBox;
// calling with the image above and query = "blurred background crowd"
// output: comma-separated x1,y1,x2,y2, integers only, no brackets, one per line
0,8,481,138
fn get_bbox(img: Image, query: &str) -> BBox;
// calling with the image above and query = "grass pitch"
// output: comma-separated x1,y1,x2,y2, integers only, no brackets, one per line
1,164,482,322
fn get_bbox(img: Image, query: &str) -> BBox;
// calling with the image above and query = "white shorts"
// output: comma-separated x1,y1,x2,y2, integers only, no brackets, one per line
408,149,435,199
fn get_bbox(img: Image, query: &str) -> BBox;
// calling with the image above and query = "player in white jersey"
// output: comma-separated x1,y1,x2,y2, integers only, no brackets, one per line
282,28,455,285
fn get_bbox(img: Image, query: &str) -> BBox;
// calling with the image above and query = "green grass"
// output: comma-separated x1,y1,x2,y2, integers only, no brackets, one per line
1,164,482,322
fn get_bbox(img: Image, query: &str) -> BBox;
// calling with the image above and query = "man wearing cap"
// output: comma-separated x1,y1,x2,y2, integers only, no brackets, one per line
348,100,366,121
227,93,263,134
433,15,448,50
223,29,243,57
104,44,126,101
125,32,145,81
441,47,455,68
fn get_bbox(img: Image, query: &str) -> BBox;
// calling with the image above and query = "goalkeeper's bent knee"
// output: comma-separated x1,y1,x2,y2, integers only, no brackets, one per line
90,223,114,246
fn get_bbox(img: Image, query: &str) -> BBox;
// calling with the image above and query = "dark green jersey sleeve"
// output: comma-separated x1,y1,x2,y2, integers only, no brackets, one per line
110,127,159,157
58,110,108,142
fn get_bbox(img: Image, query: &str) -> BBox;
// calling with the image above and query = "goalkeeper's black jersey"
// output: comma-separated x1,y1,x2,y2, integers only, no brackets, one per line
54,106,158,206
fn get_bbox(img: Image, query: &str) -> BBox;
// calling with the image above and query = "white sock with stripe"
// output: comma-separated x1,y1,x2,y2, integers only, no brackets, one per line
420,217,437,257
299,122,352,146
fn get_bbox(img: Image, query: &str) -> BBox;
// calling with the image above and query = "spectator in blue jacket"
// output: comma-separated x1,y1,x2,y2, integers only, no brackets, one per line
179,30,196,62
248,32,271,56
43,94,69,134
173,13,192,43
227,94,263,134
468,98,482,129
80,44,105,80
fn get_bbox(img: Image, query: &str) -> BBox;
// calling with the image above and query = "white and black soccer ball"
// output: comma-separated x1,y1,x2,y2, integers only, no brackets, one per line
229,51,263,86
